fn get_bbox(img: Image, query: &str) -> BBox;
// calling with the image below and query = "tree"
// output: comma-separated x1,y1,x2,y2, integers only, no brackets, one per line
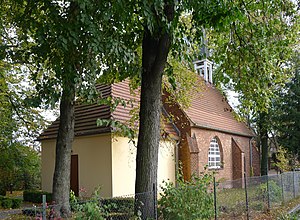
1,0,139,217
0,64,42,194
0,141,41,192
274,54,300,160
2,0,299,219
210,0,299,176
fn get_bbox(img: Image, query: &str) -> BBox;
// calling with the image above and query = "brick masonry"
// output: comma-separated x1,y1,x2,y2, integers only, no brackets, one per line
163,88,260,182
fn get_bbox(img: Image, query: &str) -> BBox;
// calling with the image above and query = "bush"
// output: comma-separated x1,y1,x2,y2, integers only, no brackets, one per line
158,171,214,220
23,190,52,203
0,187,6,196
101,198,134,214
73,189,105,220
75,201,105,220
0,196,22,209
11,198,22,209
258,180,282,203
71,190,135,220
1,198,13,209
0,195,4,206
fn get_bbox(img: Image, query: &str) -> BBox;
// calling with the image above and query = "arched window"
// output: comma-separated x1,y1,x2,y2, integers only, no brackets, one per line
208,137,221,169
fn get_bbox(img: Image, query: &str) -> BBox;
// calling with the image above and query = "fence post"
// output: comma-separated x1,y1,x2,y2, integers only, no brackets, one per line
243,155,249,220
293,170,296,198
42,195,46,220
281,174,285,204
266,175,270,210
213,177,217,220
296,171,299,196
153,183,157,220
244,172,249,220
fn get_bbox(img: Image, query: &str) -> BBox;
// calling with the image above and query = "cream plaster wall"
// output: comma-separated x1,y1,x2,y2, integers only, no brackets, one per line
41,139,56,194
111,137,176,197
42,134,175,198
71,134,112,197
41,134,113,197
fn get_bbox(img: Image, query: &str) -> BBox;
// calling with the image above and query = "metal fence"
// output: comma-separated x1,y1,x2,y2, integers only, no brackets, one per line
1,171,300,220
216,171,300,219
0,191,154,220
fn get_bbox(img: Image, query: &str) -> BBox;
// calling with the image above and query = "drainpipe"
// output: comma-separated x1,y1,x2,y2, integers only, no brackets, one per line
161,106,181,187
249,137,254,176
175,140,180,187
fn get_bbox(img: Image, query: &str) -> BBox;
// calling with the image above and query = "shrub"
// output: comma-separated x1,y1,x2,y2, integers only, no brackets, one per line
0,195,4,206
75,201,105,220
71,189,135,220
73,188,105,220
0,186,6,196
101,197,134,214
158,171,214,220
1,198,13,209
11,198,22,209
23,190,52,203
258,180,282,203
0,196,22,209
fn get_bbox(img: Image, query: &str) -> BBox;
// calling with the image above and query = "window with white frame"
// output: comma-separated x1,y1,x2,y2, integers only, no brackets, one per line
208,137,221,169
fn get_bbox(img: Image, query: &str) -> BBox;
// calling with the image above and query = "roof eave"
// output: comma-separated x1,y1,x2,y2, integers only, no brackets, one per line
191,123,254,138
38,127,112,141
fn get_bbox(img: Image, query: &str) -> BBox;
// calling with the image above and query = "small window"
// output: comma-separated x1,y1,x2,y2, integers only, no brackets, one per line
208,137,221,169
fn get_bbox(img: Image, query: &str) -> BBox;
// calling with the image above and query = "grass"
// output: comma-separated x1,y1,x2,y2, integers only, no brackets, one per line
2,189,300,219
216,184,300,219
216,185,265,216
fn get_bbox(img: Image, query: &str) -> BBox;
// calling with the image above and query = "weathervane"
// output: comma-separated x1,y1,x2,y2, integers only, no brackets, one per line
193,28,213,84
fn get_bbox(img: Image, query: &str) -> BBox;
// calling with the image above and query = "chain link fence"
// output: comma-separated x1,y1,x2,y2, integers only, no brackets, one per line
0,191,155,219
216,171,300,219
1,171,300,219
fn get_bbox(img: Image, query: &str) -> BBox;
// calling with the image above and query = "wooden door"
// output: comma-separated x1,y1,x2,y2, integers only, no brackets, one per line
70,155,79,196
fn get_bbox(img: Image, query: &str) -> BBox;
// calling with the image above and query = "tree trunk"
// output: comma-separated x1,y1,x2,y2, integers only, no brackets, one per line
259,112,268,176
52,82,75,217
135,3,173,218
52,3,78,217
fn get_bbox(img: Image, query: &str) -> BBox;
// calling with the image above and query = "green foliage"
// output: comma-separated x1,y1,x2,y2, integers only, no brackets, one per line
70,190,78,211
278,213,299,220
101,197,134,214
0,188,6,196
23,190,52,203
71,189,135,219
0,65,43,192
275,147,293,172
75,201,105,220
258,180,282,203
273,57,300,159
163,58,204,109
1,198,12,209
158,171,214,220
11,198,22,209
0,66,48,145
73,189,105,220
0,143,41,192
211,0,299,113
0,196,21,209
2,0,299,218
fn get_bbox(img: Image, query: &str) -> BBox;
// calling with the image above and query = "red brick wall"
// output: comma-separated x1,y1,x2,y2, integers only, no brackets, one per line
191,128,254,181
162,92,192,180
190,153,199,175
252,143,260,176
232,139,243,180
162,91,260,181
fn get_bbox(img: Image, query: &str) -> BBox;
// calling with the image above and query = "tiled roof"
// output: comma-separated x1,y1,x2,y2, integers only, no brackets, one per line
38,80,179,140
185,81,254,137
